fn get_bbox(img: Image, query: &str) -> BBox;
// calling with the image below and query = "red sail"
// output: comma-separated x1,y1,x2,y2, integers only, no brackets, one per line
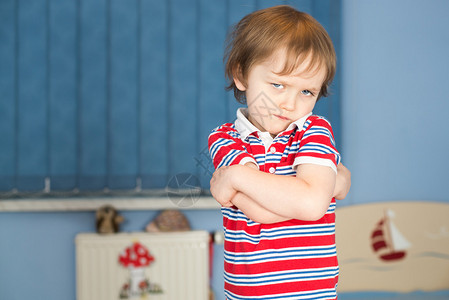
372,240,388,252
371,229,383,239
371,219,387,252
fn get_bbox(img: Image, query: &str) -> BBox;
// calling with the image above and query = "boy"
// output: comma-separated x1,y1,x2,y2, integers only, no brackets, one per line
208,5,351,300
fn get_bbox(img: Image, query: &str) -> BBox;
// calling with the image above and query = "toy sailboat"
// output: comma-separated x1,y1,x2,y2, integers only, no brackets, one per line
371,209,411,261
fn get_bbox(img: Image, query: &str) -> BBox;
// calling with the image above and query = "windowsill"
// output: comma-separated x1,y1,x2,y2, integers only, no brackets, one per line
0,195,219,212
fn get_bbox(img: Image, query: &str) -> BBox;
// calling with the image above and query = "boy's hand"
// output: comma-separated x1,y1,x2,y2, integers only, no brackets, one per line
333,163,351,200
210,166,238,207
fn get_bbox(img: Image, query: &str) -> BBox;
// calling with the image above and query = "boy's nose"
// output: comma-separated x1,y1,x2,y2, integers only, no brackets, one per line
279,94,296,111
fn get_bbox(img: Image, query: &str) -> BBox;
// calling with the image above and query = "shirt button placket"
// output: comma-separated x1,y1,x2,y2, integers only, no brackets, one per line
266,145,276,174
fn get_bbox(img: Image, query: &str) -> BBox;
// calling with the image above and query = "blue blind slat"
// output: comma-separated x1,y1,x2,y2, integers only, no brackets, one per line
168,0,198,177
49,0,78,190
228,0,256,25
257,0,287,10
1,0,340,194
226,0,256,121
311,0,341,146
287,0,313,14
0,0,16,190
108,0,139,189
140,0,169,189
198,0,228,186
79,0,108,190
17,0,48,190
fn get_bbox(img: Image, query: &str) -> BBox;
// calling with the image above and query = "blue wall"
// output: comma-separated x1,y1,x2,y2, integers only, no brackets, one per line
1,0,449,299
0,209,225,299
341,0,449,205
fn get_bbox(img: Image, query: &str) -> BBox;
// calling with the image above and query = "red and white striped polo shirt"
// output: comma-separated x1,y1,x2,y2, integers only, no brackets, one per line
208,108,341,300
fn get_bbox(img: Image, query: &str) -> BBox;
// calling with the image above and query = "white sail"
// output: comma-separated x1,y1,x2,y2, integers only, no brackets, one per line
386,209,411,251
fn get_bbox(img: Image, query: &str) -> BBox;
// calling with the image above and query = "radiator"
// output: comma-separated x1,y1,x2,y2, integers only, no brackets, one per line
75,231,210,300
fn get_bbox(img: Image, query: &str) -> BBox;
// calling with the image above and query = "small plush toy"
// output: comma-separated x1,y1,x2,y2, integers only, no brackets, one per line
145,209,190,232
96,205,124,234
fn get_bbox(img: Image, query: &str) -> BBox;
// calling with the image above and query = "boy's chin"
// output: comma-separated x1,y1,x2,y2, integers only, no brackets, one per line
268,127,288,137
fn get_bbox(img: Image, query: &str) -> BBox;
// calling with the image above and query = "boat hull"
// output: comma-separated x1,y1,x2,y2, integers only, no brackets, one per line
380,251,406,261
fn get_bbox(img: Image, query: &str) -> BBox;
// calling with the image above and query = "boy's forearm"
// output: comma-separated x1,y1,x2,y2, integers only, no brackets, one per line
231,192,290,224
229,164,336,221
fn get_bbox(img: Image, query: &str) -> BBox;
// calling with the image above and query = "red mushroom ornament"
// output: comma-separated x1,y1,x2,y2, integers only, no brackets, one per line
119,242,154,268
119,242,155,297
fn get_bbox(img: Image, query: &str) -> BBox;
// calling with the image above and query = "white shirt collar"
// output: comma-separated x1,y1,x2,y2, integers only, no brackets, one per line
234,108,312,147
234,108,259,141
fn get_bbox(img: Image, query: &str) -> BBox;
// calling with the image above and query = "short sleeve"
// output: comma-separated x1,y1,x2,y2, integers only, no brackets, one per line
208,124,258,169
293,116,341,173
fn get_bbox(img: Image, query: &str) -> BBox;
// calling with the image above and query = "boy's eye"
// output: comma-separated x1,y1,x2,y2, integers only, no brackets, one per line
301,90,314,96
271,83,284,89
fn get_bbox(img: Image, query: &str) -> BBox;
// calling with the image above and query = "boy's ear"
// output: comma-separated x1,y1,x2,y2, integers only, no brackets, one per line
233,77,246,92
233,66,247,91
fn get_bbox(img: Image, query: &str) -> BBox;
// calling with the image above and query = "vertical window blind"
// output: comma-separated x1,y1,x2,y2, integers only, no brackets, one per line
0,0,341,196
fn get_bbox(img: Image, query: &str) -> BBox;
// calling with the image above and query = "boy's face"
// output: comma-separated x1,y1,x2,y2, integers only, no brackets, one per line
234,48,326,137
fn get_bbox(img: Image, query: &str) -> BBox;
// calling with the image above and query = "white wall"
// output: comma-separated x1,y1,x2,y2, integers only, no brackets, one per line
341,0,449,205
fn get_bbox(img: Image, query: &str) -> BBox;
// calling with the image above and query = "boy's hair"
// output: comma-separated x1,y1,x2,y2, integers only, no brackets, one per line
224,5,336,103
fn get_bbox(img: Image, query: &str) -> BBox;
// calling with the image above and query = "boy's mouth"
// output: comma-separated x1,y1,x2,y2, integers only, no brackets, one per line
274,114,290,121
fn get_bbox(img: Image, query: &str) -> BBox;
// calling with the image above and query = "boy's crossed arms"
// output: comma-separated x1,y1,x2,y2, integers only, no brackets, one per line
209,127,351,224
